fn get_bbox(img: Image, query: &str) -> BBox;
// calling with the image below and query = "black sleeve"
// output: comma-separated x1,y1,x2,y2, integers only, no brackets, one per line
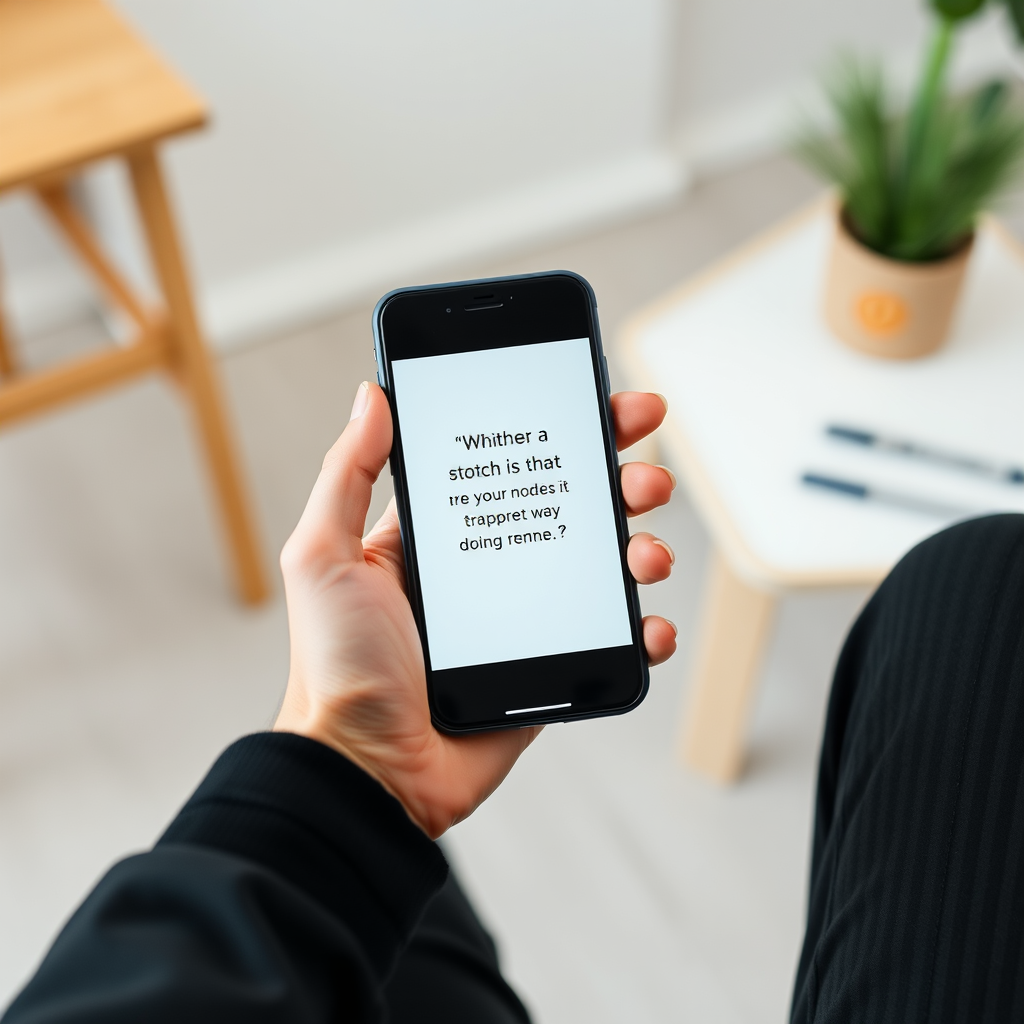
2,733,449,1023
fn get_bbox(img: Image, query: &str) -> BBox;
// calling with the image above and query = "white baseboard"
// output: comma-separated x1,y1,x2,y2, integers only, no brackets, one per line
202,149,688,351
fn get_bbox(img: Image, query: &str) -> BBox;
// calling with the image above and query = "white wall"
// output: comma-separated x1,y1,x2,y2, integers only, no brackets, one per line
0,0,1017,350
130,1,670,277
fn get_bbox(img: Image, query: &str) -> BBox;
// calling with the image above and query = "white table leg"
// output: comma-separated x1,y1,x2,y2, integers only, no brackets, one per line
680,549,777,782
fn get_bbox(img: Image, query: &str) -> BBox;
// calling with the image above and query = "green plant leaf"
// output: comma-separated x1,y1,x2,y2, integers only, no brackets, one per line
931,0,987,20
792,57,1024,261
1000,0,1024,41
793,59,897,250
972,80,1007,124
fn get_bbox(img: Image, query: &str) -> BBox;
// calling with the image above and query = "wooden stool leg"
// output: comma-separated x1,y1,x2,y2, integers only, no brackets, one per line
0,312,17,378
0,258,19,377
126,145,268,604
36,181,150,328
680,549,777,782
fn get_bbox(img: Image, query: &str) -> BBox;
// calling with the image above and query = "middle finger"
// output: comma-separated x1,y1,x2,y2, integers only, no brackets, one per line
621,462,676,517
627,532,674,585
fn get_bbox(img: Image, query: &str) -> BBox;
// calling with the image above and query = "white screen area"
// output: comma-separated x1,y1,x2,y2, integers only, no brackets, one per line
391,337,633,671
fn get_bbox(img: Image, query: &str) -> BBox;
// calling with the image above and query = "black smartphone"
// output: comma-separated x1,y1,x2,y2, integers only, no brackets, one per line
373,271,648,733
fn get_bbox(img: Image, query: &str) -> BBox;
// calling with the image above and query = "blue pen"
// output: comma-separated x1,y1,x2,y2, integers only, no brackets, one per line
802,472,975,520
826,424,1024,485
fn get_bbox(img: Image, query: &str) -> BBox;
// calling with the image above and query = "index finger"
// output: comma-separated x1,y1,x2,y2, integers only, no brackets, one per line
610,392,667,451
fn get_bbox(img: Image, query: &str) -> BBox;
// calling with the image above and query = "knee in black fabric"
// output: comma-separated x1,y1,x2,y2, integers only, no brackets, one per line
873,512,1024,620
818,512,1024,839
840,512,1024,711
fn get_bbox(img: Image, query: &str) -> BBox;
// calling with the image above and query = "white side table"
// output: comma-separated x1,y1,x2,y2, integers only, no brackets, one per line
617,201,1024,782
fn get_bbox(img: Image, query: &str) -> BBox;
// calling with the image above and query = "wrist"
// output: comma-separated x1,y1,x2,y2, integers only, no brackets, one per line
273,693,434,837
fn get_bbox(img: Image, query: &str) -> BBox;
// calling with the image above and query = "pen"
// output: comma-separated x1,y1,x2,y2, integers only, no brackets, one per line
801,472,975,519
826,424,1024,485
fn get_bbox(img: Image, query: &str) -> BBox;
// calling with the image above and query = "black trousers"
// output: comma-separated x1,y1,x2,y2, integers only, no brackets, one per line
792,513,1024,1021
385,514,1024,1023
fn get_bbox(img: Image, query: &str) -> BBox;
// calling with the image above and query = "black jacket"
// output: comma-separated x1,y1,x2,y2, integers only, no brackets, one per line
3,733,449,1022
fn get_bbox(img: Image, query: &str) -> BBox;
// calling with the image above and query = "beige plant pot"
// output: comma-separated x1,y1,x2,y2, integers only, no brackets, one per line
823,209,974,359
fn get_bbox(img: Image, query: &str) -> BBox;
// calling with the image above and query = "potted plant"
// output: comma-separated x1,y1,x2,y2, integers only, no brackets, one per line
797,0,1024,358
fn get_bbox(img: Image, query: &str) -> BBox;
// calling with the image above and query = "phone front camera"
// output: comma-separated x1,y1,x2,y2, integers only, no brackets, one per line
446,307,451,313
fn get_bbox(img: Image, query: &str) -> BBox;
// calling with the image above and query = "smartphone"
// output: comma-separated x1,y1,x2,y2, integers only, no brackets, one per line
373,271,648,733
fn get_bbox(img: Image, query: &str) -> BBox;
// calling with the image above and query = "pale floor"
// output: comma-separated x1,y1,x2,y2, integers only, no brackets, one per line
2,156,1020,1021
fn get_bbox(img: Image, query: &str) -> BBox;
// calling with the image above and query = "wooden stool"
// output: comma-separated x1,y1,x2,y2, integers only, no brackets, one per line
0,0,268,603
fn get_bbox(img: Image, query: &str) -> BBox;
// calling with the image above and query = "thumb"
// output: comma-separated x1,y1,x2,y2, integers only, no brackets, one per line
293,382,393,564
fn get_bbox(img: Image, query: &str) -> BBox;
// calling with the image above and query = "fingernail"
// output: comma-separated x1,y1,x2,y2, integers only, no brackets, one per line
656,464,677,490
652,538,675,565
655,392,668,412
349,381,369,421
665,618,678,637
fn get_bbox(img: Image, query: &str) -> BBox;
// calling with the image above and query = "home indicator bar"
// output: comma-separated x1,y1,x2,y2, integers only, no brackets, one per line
505,702,572,716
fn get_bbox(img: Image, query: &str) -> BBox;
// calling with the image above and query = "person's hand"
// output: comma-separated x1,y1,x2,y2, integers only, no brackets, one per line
274,382,677,838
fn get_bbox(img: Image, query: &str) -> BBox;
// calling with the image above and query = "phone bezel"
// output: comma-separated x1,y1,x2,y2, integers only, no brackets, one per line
373,271,648,733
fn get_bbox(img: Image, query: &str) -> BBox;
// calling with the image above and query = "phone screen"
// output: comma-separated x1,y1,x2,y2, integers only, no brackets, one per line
391,336,633,671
